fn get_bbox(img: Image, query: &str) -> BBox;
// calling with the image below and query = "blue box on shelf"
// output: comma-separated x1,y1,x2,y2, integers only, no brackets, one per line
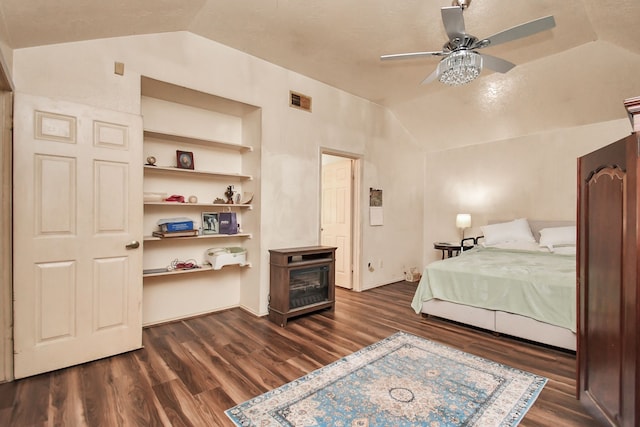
158,217,194,232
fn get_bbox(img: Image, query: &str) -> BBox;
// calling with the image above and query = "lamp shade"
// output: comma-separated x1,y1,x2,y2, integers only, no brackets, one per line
456,213,471,228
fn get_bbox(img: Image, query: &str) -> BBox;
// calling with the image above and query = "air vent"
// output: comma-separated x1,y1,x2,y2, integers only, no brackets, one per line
290,91,312,112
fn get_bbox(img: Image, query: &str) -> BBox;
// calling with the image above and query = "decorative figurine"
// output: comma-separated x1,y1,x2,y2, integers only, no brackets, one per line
146,156,157,166
225,185,235,204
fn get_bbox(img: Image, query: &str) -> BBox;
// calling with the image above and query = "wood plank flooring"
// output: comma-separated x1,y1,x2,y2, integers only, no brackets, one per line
0,281,600,426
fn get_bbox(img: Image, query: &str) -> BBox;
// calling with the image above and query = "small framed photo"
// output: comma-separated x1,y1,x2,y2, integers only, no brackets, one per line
202,212,219,234
176,150,194,170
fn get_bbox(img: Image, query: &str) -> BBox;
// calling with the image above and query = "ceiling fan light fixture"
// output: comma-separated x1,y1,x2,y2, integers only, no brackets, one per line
437,50,482,86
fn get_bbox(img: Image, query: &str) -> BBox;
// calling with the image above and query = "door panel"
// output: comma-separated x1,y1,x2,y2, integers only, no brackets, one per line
13,94,143,378
36,154,76,234
37,261,75,342
321,158,352,288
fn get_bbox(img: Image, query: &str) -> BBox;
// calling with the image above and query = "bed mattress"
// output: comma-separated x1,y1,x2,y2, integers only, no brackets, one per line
411,246,576,332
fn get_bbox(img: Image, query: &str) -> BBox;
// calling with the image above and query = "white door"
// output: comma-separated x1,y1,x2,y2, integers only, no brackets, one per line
12,94,143,378
321,157,353,289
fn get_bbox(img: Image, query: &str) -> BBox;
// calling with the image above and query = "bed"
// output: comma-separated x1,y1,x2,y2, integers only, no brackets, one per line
412,219,577,351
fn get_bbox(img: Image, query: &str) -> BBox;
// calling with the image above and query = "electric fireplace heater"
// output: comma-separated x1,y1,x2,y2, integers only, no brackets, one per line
268,246,336,327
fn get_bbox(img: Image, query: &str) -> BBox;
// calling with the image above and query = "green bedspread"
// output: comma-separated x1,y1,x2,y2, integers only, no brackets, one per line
411,247,576,331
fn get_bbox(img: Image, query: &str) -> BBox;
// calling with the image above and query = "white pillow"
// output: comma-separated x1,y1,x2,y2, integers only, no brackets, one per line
480,218,536,246
539,226,576,249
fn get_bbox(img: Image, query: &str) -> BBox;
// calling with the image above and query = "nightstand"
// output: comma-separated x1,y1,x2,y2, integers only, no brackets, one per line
433,242,473,259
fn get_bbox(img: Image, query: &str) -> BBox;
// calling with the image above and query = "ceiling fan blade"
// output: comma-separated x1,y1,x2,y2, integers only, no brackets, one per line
380,51,445,61
421,68,439,85
480,53,516,73
441,6,466,40
481,15,555,48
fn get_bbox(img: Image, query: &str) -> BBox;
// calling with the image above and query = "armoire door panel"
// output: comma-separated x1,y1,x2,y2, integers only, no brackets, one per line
578,133,639,427
584,167,624,422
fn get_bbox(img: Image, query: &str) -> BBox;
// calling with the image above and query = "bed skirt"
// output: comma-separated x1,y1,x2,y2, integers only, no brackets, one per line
421,299,576,351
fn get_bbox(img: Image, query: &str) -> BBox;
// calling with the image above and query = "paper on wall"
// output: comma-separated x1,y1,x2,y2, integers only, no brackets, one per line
370,206,383,226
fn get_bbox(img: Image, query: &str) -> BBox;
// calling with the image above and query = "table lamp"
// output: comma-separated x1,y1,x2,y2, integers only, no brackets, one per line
456,213,471,250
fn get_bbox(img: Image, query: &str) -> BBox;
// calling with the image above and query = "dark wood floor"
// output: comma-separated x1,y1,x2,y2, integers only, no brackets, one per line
0,281,599,426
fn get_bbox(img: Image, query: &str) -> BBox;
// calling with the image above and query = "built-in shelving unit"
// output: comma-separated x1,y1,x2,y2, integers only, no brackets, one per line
140,76,262,326
142,128,253,272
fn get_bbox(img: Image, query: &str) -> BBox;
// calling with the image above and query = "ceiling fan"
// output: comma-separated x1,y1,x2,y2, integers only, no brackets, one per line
380,0,556,86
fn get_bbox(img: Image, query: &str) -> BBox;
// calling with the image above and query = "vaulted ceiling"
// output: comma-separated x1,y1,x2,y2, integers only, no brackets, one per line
1,0,639,149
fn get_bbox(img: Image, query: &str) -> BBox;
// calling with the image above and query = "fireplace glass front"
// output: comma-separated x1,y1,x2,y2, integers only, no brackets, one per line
289,265,329,309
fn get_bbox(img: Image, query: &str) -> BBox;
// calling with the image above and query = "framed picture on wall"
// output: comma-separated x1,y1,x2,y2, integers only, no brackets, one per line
202,212,219,234
176,150,194,170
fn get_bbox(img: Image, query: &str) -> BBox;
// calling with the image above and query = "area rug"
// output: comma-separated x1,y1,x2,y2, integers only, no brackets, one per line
225,331,547,426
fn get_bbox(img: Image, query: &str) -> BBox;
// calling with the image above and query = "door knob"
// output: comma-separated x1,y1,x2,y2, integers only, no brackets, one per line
125,240,140,249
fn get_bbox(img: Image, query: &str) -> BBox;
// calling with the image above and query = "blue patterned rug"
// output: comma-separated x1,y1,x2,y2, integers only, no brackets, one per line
225,331,547,426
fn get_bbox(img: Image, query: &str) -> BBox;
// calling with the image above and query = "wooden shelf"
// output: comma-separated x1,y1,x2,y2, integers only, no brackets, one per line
144,130,253,153
144,165,252,180
144,202,252,209
143,263,250,278
143,233,252,242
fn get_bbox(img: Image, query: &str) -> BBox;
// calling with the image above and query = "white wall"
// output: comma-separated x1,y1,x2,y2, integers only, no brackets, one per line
11,31,425,319
361,108,425,289
422,118,632,265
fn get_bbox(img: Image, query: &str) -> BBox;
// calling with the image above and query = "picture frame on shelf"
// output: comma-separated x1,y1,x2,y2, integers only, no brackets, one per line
176,150,194,170
202,212,219,235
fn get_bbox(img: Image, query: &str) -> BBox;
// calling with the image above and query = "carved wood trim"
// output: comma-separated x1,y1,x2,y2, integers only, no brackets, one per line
623,96,640,133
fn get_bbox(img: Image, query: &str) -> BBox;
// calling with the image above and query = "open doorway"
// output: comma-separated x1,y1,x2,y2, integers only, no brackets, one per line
320,151,360,290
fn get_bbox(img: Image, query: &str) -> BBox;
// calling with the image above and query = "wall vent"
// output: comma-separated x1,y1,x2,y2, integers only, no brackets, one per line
290,91,312,112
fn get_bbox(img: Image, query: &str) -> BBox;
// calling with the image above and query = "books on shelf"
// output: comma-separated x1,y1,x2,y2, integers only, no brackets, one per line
157,217,194,232
152,229,198,238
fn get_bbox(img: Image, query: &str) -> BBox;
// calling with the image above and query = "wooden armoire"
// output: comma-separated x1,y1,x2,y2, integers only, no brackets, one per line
577,96,640,427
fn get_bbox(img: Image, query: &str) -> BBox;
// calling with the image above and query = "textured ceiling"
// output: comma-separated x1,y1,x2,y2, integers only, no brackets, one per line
1,0,639,148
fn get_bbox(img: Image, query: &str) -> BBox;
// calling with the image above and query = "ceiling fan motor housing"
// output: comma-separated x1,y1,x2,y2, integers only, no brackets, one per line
452,0,471,10
444,35,479,52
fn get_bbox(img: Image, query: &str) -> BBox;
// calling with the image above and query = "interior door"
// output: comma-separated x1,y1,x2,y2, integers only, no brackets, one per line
321,156,352,288
12,93,143,378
